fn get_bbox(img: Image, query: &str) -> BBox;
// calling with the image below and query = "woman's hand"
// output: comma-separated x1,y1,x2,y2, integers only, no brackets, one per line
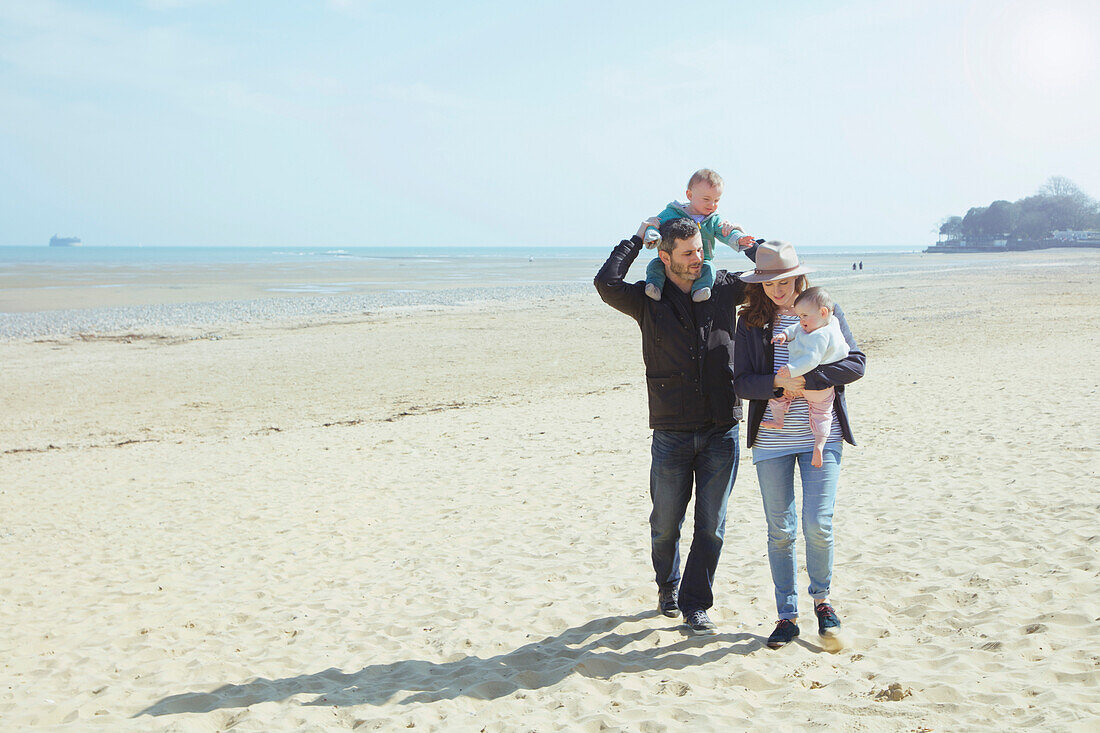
774,372,805,398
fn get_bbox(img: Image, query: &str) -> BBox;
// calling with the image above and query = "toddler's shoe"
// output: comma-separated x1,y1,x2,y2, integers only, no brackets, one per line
691,287,711,303
643,228,662,249
645,283,662,301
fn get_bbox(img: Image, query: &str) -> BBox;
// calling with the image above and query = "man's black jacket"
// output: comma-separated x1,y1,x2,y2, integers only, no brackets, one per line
594,236,756,431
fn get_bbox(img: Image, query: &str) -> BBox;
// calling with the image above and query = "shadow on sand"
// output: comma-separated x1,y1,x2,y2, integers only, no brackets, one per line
136,610,765,716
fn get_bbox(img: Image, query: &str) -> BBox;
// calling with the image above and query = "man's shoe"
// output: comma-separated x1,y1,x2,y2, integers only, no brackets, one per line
691,286,712,302
815,602,841,636
684,609,718,635
766,619,800,649
658,587,679,618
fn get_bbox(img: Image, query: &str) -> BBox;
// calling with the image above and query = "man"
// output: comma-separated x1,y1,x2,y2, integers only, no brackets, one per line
594,217,756,635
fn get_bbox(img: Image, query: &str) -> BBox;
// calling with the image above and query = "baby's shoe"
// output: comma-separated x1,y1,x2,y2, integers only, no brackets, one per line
691,286,711,303
645,283,662,301
643,228,662,248
760,419,784,429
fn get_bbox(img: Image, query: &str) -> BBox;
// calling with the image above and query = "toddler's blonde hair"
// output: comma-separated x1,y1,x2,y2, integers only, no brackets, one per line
687,168,724,191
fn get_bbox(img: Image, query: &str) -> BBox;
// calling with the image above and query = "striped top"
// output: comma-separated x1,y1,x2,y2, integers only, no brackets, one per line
751,314,843,463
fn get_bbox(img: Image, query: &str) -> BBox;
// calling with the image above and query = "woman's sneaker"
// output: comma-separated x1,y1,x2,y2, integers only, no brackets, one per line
814,602,841,636
766,619,799,648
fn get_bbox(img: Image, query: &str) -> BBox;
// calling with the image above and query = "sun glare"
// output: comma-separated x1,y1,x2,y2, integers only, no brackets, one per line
964,0,1100,115
1016,7,1098,89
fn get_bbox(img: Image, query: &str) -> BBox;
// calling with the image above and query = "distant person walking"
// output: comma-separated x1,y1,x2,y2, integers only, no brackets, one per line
594,217,756,636
732,241,866,649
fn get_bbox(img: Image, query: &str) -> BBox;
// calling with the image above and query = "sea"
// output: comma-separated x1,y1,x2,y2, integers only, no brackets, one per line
1,243,1023,338
0,244,926,304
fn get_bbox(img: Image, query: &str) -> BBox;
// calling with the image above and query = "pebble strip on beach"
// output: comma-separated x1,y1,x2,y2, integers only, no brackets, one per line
0,283,594,340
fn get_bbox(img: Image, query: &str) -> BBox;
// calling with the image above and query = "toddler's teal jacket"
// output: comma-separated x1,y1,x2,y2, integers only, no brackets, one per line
652,201,746,261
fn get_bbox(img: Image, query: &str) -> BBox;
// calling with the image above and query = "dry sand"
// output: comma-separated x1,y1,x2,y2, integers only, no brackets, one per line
1,250,1098,731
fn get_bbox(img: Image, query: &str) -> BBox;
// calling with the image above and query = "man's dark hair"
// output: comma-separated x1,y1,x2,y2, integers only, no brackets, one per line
794,286,834,312
657,218,700,254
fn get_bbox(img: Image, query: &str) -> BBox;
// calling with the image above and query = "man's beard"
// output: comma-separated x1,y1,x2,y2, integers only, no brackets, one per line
669,261,700,281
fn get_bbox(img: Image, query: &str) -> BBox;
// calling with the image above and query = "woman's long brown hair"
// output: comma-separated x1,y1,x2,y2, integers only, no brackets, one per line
737,276,810,328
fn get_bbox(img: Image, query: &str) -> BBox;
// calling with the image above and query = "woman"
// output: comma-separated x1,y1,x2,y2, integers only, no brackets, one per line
732,241,866,649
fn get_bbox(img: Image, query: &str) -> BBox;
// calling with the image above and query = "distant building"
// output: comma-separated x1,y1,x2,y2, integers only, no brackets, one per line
1052,230,1100,241
926,232,1100,253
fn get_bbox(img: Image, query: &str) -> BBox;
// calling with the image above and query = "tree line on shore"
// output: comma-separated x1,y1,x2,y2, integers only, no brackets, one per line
938,177,1100,242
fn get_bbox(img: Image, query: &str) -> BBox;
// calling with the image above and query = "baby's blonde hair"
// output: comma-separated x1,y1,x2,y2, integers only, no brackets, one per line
687,168,724,191
794,286,834,313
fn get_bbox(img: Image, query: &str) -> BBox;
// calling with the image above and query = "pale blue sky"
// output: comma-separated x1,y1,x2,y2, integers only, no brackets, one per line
2,0,1098,247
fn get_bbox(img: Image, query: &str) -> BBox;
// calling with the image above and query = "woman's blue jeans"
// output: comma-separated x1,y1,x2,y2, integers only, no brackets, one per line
649,423,738,614
755,447,842,619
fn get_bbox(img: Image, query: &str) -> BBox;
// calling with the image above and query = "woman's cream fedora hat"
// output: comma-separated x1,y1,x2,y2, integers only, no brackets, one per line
739,241,815,283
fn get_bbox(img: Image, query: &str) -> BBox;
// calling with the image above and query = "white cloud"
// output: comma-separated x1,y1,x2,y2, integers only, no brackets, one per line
142,0,224,9
373,81,473,110
0,2,219,90
0,1,319,125
325,0,377,15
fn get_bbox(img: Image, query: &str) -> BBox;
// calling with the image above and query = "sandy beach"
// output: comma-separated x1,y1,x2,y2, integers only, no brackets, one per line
1,249,1098,731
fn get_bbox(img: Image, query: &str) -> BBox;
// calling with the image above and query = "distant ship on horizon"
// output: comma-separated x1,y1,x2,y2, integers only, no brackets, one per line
49,235,82,247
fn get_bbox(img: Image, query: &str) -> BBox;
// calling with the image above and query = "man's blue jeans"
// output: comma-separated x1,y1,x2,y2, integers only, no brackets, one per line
755,447,842,620
649,423,738,613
